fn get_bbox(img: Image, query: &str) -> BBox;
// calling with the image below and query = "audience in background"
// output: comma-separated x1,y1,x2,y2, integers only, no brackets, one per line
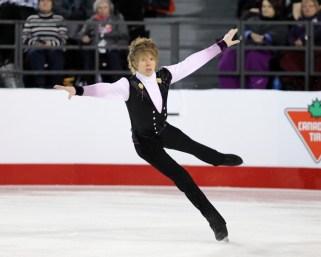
289,0,321,20
53,0,93,43
0,0,37,66
78,0,129,84
0,0,37,87
1,0,320,90
22,0,68,88
279,0,321,90
52,0,93,84
144,0,176,17
112,0,150,42
218,0,287,89
237,0,262,20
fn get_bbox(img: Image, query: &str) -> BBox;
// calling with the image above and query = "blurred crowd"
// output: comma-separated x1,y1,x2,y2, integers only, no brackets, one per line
0,0,175,88
0,0,320,91
218,0,321,90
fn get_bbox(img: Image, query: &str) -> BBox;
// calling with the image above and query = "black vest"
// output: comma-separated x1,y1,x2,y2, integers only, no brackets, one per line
125,68,172,137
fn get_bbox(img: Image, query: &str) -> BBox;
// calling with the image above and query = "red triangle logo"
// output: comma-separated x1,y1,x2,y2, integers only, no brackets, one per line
285,109,321,163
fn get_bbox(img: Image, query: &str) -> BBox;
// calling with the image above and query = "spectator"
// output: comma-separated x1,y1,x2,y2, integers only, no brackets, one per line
217,0,287,89
279,0,321,90
237,0,262,20
22,0,68,88
112,0,150,42
78,0,129,84
0,0,37,87
288,0,321,20
52,0,94,84
53,0,93,42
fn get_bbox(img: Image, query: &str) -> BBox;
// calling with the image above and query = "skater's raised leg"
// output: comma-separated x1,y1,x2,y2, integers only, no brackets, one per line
162,124,243,166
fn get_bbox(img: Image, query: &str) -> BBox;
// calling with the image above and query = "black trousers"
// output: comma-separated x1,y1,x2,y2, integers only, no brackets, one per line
134,123,226,227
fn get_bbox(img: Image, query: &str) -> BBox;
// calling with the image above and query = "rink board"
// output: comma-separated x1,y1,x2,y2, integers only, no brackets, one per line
0,89,321,189
0,164,320,189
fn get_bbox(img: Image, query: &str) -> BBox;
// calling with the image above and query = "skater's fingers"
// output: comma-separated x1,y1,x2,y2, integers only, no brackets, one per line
54,85,65,90
230,28,238,37
54,85,76,99
223,28,240,47
230,39,241,46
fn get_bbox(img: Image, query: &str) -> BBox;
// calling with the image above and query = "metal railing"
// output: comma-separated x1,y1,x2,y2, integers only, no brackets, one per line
0,19,320,90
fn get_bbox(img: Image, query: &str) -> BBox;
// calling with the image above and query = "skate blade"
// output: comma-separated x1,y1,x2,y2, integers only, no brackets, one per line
221,236,229,243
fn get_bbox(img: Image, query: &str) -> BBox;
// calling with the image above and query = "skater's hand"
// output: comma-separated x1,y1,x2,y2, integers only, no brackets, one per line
223,28,240,47
54,85,76,99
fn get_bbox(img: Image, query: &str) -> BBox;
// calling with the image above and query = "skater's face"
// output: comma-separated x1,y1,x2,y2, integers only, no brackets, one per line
135,52,157,77
261,0,275,18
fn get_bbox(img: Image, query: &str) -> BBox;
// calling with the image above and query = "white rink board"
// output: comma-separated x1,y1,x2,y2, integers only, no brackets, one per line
0,88,320,167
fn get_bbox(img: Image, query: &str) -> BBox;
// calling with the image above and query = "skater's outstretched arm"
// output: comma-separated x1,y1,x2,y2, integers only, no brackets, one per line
164,28,240,84
54,77,130,100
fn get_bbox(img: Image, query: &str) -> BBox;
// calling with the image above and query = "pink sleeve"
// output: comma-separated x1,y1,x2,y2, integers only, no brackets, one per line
163,43,222,84
83,77,130,101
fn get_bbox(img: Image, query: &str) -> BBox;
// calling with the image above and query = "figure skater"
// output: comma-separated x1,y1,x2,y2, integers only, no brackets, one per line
55,28,242,242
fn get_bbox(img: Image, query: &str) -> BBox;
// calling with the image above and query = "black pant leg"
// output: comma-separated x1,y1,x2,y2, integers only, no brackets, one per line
134,136,226,226
161,124,225,166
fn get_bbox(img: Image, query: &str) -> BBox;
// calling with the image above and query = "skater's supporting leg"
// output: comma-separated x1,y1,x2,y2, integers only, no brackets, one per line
134,138,228,240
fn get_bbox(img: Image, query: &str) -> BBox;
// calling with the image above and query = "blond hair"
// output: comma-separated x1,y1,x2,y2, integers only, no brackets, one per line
127,37,159,74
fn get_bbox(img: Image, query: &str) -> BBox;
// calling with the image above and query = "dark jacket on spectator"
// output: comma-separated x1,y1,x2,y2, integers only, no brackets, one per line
53,0,93,20
244,15,288,46
288,11,321,45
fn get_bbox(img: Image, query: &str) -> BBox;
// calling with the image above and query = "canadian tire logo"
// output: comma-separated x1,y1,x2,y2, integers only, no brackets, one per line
285,99,321,163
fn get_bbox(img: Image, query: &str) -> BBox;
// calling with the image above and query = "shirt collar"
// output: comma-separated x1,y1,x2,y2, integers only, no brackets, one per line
136,71,157,84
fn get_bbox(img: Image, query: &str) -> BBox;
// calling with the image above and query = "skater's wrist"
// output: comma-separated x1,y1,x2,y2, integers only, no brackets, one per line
217,40,228,52
75,86,84,96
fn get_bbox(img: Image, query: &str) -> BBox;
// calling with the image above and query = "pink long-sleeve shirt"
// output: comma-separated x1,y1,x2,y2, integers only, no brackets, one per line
83,43,223,113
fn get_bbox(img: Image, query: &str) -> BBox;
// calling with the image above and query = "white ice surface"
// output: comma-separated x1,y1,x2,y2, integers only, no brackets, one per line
0,186,320,257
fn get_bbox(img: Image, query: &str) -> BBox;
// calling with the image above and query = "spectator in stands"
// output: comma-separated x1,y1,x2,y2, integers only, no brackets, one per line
52,0,94,84
112,0,150,42
53,0,93,42
279,0,321,90
217,0,287,89
237,0,262,20
78,0,129,84
288,0,321,20
22,0,68,88
0,0,37,87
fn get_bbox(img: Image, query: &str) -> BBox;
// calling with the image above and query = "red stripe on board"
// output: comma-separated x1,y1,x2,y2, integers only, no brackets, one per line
0,164,320,189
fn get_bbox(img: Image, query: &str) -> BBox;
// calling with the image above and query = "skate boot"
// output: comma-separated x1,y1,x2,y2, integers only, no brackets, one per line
222,154,243,166
210,223,229,242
